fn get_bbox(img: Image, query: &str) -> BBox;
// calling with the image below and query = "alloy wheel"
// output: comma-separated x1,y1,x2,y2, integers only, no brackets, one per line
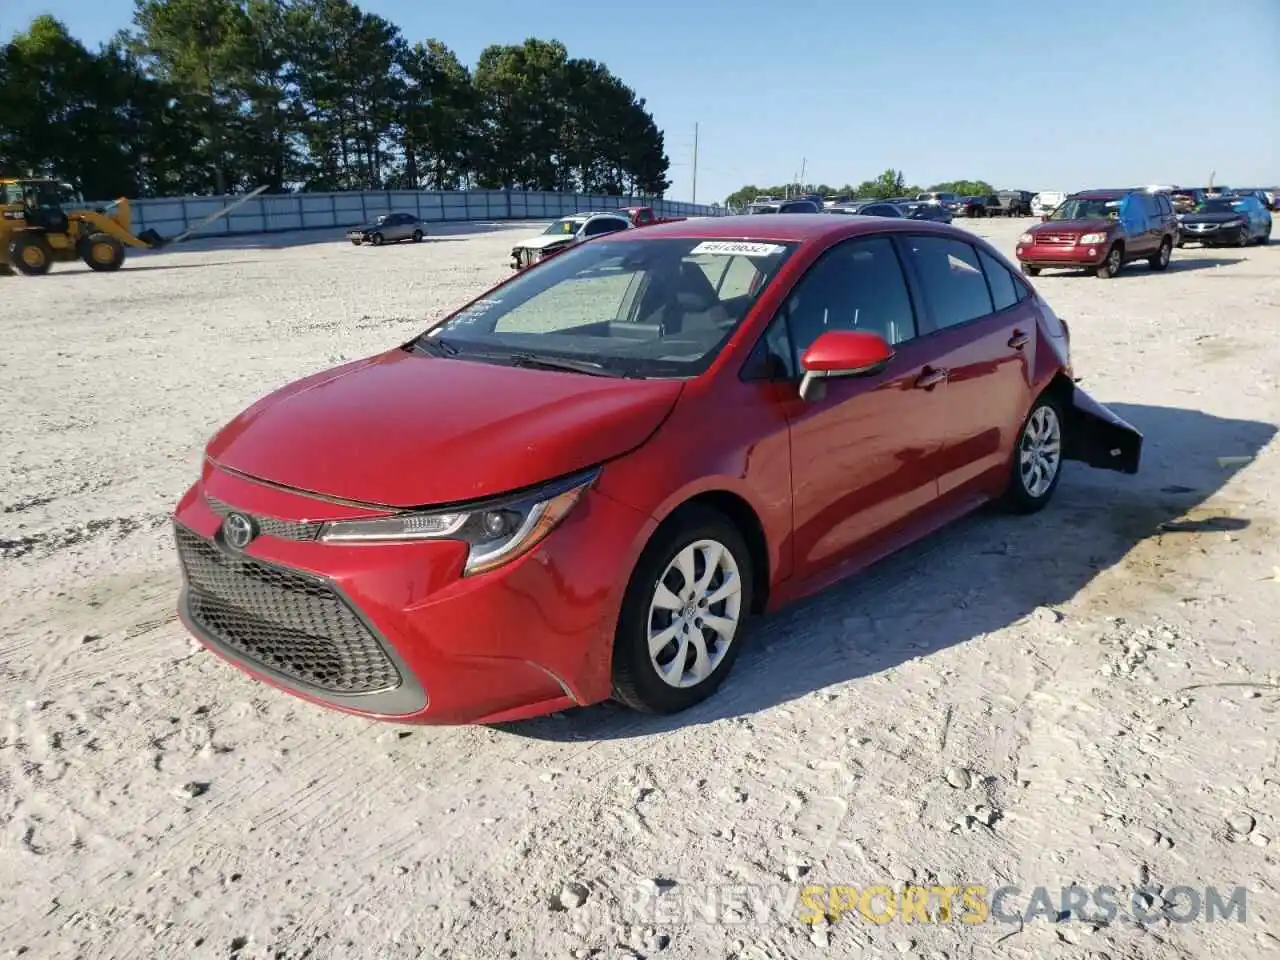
1019,405,1062,498
646,539,743,689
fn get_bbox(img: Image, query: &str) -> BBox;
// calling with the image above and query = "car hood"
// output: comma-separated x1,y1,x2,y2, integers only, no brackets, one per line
350,222,389,232
206,348,683,508
516,234,576,251
1179,212,1244,224
1030,218,1114,235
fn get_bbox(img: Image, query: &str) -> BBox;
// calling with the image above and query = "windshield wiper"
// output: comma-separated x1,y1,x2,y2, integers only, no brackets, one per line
504,353,625,377
412,335,459,357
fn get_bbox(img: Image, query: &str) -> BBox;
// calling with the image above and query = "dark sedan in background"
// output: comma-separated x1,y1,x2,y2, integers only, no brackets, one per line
348,212,426,246
1177,195,1272,247
899,201,954,224
826,200,904,218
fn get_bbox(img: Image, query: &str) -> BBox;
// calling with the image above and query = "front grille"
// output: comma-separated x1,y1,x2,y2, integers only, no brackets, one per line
1037,234,1077,245
205,495,323,542
176,526,401,696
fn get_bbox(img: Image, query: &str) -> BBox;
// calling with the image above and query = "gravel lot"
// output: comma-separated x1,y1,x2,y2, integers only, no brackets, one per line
2,216,1279,960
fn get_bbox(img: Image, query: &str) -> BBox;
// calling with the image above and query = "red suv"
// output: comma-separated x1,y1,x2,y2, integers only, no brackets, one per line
1015,189,1178,279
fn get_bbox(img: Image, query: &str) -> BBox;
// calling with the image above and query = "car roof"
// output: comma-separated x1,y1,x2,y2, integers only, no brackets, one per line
617,213,962,244
1071,189,1132,200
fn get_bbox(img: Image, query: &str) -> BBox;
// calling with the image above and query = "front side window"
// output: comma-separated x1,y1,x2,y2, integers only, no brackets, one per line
420,237,799,378
779,236,919,364
905,236,994,329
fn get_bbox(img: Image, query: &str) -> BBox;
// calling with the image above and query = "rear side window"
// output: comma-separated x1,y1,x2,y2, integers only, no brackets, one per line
904,236,993,329
977,249,1018,312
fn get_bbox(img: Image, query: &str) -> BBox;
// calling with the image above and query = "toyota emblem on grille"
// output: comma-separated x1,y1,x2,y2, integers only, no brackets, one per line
223,512,256,549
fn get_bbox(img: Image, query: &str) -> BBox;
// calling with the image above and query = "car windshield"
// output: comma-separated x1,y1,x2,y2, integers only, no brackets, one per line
1049,198,1120,221
417,236,800,378
544,218,582,235
1196,199,1240,214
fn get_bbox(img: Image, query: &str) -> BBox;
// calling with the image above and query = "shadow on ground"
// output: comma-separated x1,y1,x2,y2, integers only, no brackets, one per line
500,402,1276,742
1034,257,1247,279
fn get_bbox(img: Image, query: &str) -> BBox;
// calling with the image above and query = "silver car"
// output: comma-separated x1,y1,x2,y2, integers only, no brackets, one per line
347,212,426,246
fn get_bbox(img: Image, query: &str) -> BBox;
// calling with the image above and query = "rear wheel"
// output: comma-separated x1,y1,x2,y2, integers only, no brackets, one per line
1001,395,1065,514
9,234,52,276
1148,237,1172,271
412,229,423,242
611,505,754,714
81,232,125,272
1095,243,1123,279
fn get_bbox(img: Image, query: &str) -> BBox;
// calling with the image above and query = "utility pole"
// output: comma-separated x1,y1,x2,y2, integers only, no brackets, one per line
692,122,699,204
799,157,807,194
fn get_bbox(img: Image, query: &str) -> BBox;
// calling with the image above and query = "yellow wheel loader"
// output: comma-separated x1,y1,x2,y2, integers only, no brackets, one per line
0,178,267,277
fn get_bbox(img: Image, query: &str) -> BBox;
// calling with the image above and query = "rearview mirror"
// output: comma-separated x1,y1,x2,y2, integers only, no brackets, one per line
798,330,894,402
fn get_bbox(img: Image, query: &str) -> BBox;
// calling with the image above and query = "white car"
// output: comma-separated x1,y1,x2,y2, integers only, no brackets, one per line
1031,191,1066,217
510,213,631,269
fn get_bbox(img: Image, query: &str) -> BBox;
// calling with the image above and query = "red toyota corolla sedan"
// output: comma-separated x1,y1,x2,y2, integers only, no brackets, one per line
173,215,1142,724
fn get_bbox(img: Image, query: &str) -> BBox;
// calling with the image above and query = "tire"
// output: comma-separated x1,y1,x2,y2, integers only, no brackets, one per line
81,232,125,272
1148,237,1172,271
371,233,384,246
8,234,52,276
1236,229,1249,248
1021,264,1040,277
611,505,754,714
1001,394,1065,514
412,230,423,243
1095,243,1123,279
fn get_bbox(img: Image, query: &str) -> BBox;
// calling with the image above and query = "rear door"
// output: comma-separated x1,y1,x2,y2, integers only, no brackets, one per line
766,235,949,579
897,234,1035,502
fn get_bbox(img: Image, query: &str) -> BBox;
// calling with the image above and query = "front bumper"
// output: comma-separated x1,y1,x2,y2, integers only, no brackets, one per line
1016,241,1109,268
1179,224,1244,245
173,466,654,724
347,231,367,243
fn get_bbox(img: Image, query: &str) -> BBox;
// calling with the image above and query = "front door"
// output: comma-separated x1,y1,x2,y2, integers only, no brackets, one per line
766,235,948,580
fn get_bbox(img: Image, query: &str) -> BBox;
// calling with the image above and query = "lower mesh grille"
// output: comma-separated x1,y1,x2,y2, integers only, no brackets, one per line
176,526,401,695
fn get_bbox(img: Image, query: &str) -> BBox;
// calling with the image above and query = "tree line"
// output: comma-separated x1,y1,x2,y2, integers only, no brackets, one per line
725,170,998,208
0,1,672,202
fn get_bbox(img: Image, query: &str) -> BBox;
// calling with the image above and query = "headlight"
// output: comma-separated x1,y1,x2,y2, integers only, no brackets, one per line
1223,219,1244,228
1018,233,1034,244
1078,232,1107,245
318,470,597,576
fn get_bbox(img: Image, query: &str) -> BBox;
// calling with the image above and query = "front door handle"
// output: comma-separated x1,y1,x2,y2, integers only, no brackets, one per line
915,366,949,389
1008,330,1030,350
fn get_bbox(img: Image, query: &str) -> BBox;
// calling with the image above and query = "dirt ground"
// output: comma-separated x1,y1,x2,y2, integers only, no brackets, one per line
2,216,1278,960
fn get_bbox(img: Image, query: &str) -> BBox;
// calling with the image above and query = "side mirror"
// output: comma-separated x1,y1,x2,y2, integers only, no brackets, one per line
798,330,894,402
1040,214,1050,222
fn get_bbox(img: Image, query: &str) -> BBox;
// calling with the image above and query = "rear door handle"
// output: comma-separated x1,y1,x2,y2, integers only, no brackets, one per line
1008,330,1030,350
915,367,949,389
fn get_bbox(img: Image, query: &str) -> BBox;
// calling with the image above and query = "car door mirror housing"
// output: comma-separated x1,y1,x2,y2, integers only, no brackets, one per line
797,330,894,402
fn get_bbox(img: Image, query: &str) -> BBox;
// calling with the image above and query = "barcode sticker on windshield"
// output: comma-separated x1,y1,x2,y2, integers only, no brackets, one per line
690,241,786,257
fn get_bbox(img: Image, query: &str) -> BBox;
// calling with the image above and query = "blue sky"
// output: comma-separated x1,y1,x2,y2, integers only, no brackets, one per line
4,0,1278,202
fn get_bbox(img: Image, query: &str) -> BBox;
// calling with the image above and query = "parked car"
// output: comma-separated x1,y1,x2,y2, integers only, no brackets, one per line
510,213,631,269
899,201,954,224
1227,189,1274,211
1170,188,1206,214
347,212,425,246
955,196,992,218
996,191,1035,217
826,200,904,218
1177,194,1272,247
618,206,687,227
917,191,961,212
1030,191,1066,217
173,213,1142,725
1015,188,1179,279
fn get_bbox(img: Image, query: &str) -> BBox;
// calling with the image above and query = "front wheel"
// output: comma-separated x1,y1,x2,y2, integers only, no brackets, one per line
1148,237,1172,271
611,506,753,714
1021,263,1040,277
1095,244,1123,279
1001,396,1065,514
81,232,125,272
371,233,384,246
412,229,423,242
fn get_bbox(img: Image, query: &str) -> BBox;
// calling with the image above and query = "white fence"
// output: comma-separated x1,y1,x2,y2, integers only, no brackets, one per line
107,190,721,240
